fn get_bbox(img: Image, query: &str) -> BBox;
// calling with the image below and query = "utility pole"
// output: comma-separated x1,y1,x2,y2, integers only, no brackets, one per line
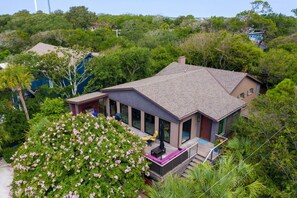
48,0,52,14
112,29,121,37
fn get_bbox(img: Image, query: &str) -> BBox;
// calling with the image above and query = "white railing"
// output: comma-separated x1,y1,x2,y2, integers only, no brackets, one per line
186,142,199,159
203,134,228,163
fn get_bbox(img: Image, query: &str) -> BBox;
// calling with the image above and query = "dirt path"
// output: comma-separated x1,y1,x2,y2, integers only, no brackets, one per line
0,158,13,198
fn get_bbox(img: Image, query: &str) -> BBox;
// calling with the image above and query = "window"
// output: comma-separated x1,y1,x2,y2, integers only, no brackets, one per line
239,93,245,98
182,119,192,143
120,103,128,124
218,119,225,135
247,88,254,96
159,119,170,143
109,99,117,116
132,108,141,129
145,113,155,135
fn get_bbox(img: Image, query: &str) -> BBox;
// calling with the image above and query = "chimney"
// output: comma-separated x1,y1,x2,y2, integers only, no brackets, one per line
178,56,186,64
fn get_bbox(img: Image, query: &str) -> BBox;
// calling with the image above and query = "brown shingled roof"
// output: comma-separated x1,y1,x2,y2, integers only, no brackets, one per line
103,64,247,122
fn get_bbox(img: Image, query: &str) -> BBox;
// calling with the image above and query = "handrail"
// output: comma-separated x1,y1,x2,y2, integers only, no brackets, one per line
186,141,199,158
203,134,228,163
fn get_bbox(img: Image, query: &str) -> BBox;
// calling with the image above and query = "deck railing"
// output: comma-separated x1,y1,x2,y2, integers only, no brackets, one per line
203,134,228,163
145,142,199,177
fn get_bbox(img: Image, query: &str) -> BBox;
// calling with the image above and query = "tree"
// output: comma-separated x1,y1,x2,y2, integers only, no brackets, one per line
11,113,149,197
33,47,92,97
291,8,297,17
250,0,272,14
232,79,297,196
87,47,152,92
146,156,266,197
0,64,33,120
179,31,263,72
259,48,297,87
65,6,97,29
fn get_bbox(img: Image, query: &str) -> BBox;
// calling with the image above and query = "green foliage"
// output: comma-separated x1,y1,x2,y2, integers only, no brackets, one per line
1,145,20,163
87,47,152,91
65,6,97,29
0,109,29,147
0,49,11,62
259,48,297,87
232,79,297,196
146,174,193,198
147,156,265,198
29,97,67,127
11,113,149,197
0,64,34,120
180,31,263,72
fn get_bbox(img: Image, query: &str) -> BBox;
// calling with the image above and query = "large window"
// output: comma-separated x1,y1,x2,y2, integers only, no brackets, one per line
182,119,192,143
120,103,128,124
110,99,117,116
132,108,141,129
145,113,155,135
159,119,170,143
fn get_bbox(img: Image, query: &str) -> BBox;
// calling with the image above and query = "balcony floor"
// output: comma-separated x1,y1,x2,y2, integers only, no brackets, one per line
130,127,215,159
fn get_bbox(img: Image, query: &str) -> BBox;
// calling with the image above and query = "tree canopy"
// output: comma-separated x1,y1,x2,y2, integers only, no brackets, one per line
11,113,149,197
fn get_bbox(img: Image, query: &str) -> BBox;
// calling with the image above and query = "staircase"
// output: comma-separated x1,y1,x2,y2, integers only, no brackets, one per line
181,155,209,178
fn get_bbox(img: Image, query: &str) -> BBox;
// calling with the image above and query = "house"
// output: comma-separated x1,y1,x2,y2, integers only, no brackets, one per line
68,57,261,148
27,42,98,94
101,57,261,148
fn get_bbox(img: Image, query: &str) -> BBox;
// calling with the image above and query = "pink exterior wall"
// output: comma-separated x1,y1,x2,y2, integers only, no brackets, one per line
231,77,260,104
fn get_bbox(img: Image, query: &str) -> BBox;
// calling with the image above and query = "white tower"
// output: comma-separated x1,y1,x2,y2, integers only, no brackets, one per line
34,0,38,12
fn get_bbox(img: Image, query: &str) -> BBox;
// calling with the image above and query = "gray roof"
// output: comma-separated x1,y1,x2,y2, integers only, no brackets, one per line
66,92,107,105
156,62,249,93
27,43,99,65
28,42,63,56
103,63,247,122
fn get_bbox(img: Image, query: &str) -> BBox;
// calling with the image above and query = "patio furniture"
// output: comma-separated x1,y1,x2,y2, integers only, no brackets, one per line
141,130,158,145
151,146,166,158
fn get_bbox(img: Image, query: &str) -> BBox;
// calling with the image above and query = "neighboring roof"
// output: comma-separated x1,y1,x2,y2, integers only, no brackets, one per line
27,43,99,64
103,67,246,122
66,92,107,105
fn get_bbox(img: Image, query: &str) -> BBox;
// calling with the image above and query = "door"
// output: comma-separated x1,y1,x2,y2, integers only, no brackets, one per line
200,115,212,141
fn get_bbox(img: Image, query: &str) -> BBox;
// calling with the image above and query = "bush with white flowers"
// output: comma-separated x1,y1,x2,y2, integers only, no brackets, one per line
11,113,149,197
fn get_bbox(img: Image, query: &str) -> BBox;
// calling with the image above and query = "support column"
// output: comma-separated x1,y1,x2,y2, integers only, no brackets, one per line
141,111,145,132
128,106,132,126
116,101,120,113
106,98,110,116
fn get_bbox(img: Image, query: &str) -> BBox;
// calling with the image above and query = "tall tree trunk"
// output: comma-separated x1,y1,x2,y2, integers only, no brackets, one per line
17,88,30,120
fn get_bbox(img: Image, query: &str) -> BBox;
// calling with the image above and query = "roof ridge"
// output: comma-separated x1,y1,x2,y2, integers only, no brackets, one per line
205,68,231,94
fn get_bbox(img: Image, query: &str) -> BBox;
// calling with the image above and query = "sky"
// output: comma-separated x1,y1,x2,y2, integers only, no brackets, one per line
0,0,296,17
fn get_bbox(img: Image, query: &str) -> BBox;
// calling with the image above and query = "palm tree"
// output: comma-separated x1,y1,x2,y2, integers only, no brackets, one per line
146,155,266,198
0,64,33,120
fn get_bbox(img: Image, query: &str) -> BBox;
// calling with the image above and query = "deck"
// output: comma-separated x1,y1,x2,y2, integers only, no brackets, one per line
131,127,215,158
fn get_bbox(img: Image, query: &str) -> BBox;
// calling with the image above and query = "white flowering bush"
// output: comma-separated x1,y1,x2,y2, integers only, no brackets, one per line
11,113,149,197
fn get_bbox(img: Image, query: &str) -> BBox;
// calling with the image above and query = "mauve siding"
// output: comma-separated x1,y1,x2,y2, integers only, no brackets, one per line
106,90,179,123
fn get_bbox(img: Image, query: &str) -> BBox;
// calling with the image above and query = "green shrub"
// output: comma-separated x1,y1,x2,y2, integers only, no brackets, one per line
1,145,20,163
11,113,149,197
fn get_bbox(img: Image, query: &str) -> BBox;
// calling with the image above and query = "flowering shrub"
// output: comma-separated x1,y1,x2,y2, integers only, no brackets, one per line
11,113,149,197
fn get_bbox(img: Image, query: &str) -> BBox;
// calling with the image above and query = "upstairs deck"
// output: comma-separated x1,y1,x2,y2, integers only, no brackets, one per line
131,127,226,180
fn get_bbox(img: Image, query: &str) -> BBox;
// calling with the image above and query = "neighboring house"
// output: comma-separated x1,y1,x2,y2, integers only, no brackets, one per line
248,30,268,51
97,57,261,148
27,42,98,95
